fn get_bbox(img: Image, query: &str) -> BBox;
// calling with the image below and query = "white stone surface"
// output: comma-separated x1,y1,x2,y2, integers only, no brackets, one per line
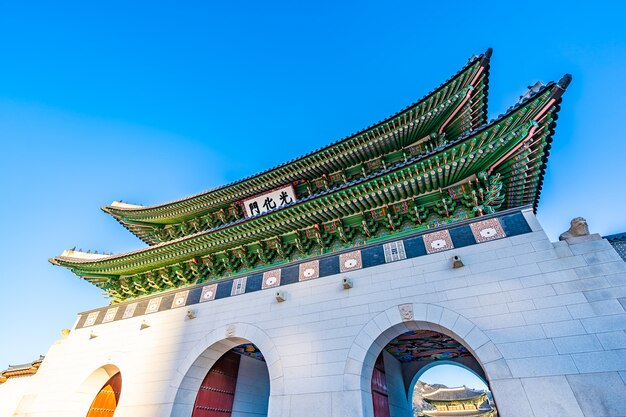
2,212,625,417
382,351,411,417
233,355,270,417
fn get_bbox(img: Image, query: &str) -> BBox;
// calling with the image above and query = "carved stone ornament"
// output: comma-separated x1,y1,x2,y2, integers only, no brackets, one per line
225,324,236,338
559,217,590,241
399,304,414,321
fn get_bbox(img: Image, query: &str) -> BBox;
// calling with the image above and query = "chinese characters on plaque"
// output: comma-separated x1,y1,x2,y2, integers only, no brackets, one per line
243,185,297,218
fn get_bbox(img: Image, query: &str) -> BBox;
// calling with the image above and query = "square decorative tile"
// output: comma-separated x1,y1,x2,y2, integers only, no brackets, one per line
231,277,247,296
499,212,532,237
245,274,263,292
383,241,407,263
319,256,340,276
84,311,99,327
299,260,320,281
281,265,299,285
470,218,507,243
200,284,218,302
339,250,363,272
145,297,162,314
102,307,119,323
423,229,454,254
449,225,475,248
262,269,281,289
122,302,138,319
216,281,233,299
171,291,189,309
362,246,386,268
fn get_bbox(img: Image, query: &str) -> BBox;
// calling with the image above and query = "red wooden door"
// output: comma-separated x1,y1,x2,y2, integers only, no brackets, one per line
371,353,390,417
192,351,241,417
85,372,122,417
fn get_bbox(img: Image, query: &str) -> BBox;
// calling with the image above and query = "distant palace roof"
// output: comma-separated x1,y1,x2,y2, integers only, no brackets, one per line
0,356,44,384
50,50,571,302
422,411,493,417
423,386,486,402
421,386,494,417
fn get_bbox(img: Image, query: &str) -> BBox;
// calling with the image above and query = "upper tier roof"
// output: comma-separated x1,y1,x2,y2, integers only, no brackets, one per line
103,50,492,244
50,73,570,292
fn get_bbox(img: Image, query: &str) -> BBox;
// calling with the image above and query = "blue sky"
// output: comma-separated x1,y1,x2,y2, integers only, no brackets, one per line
419,364,487,391
1,0,625,375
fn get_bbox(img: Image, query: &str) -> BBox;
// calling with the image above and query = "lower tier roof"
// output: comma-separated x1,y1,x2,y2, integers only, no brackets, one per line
71,208,534,323
51,74,570,301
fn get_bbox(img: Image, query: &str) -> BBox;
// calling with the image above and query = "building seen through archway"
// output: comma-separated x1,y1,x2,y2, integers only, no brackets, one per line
414,369,495,417
372,330,497,417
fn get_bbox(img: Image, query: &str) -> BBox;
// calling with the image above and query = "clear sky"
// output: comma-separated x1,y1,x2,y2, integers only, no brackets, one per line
1,1,625,368
419,364,488,391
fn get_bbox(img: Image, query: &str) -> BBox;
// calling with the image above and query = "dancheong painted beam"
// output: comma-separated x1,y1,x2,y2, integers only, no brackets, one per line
50,50,571,303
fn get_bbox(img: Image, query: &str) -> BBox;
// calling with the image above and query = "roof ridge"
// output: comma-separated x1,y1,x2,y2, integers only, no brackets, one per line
102,49,492,216
52,79,561,268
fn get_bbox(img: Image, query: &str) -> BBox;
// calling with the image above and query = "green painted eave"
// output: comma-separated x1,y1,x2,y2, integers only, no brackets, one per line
52,79,567,280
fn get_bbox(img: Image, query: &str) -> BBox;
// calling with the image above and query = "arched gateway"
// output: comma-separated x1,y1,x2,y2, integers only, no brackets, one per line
344,304,500,417
170,323,283,417
6,50,626,417
85,372,122,417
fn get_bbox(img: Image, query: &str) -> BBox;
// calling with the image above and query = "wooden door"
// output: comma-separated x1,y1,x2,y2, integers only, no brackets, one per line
85,372,122,417
192,351,241,417
371,353,390,417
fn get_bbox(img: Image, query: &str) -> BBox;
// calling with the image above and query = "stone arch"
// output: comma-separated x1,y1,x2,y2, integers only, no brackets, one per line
72,364,122,417
169,322,283,417
343,303,507,417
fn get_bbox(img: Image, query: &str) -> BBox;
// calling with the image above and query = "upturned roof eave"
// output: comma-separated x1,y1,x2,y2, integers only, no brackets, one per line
530,74,571,213
54,89,559,275
102,50,492,221
51,79,566,277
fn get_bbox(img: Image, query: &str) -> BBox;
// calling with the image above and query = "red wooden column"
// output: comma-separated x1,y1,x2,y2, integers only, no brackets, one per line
192,351,241,417
85,372,122,417
371,353,390,417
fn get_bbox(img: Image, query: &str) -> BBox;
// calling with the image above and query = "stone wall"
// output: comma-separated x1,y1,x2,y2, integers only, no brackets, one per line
382,351,412,417
2,208,626,417
232,355,270,417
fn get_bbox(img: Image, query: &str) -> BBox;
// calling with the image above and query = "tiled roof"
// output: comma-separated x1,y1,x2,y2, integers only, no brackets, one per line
422,410,493,417
52,78,565,274
423,386,486,402
102,49,492,242
0,356,44,384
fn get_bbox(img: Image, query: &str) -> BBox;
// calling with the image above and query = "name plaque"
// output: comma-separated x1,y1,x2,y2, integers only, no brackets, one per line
243,184,297,218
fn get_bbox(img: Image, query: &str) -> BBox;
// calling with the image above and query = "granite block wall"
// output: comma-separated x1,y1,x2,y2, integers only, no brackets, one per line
2,208,626,417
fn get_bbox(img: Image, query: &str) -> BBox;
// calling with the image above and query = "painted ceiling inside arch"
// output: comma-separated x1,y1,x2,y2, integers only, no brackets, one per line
231,343,265,362
385,330,472,363
50,49,572,303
